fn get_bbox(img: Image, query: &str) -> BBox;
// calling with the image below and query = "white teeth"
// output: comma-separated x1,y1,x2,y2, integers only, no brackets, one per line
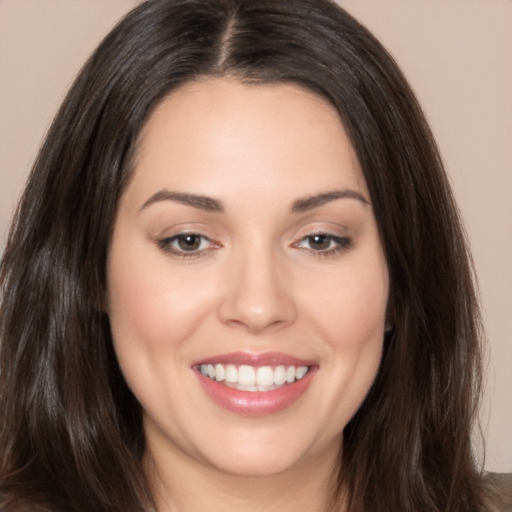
295,366,308,379
274,365,286,385
238,365,256,386
256,366,274,387
225,364,237,383
198,363,310,390
214,363,225,382
237,384,258,392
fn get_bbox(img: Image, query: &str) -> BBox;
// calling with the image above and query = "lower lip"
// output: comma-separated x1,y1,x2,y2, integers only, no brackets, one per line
195,367,317,416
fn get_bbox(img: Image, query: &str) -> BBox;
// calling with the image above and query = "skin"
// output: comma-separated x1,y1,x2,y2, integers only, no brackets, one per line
107,78,389,511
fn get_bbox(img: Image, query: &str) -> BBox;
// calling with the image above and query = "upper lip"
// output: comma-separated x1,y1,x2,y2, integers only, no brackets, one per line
192,351,316,367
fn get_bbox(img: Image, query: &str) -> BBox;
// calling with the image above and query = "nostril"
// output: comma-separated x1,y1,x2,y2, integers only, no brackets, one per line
218,295,297,333
217,256,298,332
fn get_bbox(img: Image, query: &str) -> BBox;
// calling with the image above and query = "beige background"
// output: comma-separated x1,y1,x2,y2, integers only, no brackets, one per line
0,0,510,472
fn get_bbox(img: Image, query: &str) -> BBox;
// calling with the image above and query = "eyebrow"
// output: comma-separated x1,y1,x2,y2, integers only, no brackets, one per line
139,188,369,214
291,189,370,212
139,190,224,213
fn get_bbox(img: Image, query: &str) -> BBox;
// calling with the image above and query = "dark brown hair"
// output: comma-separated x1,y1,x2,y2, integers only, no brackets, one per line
0,0,486,510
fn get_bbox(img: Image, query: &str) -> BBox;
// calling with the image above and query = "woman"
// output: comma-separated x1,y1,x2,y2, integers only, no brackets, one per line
0,0,508,510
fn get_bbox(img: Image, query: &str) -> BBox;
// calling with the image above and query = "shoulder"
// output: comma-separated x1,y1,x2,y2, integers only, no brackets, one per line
482,473,512,511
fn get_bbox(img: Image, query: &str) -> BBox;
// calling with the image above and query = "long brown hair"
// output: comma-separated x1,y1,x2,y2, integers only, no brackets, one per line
0,0,486,510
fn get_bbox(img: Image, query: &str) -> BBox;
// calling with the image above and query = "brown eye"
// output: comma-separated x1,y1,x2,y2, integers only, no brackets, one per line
177,234,202,251
294,233,351,255
307,234,331,251
158,233,215,256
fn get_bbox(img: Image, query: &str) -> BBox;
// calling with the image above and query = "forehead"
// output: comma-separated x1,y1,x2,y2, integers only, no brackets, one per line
126,78,367,208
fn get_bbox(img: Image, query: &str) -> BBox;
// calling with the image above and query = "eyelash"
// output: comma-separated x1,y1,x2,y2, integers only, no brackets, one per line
157,233,217,258
292,233,352,258
157,232,351,259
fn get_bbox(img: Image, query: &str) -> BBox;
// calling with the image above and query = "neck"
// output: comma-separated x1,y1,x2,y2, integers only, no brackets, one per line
145,438,345,512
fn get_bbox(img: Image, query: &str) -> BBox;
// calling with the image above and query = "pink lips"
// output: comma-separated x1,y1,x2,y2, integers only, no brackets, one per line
193,352,317,416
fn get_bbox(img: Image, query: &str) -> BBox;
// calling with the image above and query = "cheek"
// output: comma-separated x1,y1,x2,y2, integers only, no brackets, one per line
298,253,388,421
304,255,389,347
316,274,387,384
108,271,209,360
107,227,219,350
108,265,172,355
106,261,208,414
106,254,230,416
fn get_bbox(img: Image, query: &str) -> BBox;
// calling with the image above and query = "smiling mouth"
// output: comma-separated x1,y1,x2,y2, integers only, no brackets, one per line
196,363,311,392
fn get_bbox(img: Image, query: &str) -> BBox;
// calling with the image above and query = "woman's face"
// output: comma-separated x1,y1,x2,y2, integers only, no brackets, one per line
107,79,389,478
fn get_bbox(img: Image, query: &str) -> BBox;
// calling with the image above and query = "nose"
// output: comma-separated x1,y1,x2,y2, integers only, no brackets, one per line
217,246,297,334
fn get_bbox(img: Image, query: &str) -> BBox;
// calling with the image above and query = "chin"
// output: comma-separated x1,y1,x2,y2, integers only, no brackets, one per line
203,447,313,478
191,423,341,479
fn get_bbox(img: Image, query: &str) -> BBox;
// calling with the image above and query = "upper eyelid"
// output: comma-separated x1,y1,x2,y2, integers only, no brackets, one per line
293,233,350,246
291,219,349,235
162,231,210,240
292,227,348,241
158,232,218,253
156,226,351,250
157,226,216,242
